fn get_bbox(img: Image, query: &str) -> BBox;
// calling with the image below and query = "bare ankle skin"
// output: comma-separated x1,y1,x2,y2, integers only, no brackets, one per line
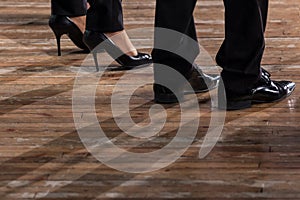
70,15,86,33
105,30,138,56
69,3,89,33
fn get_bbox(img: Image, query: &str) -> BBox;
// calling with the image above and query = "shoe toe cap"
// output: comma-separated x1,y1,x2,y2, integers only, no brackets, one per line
275,80,296,94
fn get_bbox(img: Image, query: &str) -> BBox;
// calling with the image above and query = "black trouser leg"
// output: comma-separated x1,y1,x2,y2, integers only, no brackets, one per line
152,0,198,79
51,0,87,17
86,0,124,32
216,0,269,94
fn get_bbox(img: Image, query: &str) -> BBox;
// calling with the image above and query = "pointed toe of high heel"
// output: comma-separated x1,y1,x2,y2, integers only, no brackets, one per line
132,53,152,63
117,52,152,67
49,15,89,56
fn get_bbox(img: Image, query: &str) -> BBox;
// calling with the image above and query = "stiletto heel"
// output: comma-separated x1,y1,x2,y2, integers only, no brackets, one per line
92,52,100,72
50,22,64,56
49,15,89,56
83,30,152,70
53,32,62,56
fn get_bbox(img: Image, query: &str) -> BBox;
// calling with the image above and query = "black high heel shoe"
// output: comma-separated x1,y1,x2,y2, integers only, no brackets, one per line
49,15,89,56
83,30,152,71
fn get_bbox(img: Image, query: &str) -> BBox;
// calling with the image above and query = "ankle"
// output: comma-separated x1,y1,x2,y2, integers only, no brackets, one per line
104,30,138,56
70,15,86,33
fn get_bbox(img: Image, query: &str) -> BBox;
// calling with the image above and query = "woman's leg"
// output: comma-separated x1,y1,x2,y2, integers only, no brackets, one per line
86,0,123,32
51,0,88,32
51,0,87,17
86,0,137,56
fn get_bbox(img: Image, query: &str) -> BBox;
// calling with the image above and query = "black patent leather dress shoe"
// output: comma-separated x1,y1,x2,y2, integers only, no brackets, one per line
261,68,295,93
154,65,220,104
185,65,219,93
261,68,271,78
153,83,184,104
218,73,296,110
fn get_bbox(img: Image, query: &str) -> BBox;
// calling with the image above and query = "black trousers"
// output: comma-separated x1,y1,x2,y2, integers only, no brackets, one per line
51,0,124,32
152,0,269,94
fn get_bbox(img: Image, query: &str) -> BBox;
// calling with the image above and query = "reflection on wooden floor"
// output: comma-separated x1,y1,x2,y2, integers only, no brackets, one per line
0,0,300,199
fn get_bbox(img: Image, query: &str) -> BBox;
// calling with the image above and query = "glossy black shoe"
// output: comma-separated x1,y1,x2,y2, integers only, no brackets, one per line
218,75,296,110
261,68,271,78
185,65,219,94
154,65,220,104
49,15,89,56
260,68,295,92
83,30,152,71
153,83,184,104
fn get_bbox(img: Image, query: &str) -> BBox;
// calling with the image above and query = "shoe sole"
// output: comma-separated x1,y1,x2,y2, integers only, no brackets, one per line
184,83,218,94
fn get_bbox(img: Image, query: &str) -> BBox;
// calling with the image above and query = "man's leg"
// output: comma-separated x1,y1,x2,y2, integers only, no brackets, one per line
152,0,219,103
217,0,295,110
216,0,268,94
152,0,198,77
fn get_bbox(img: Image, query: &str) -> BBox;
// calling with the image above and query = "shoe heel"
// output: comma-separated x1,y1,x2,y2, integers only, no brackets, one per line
217,85,252,110
154,93,181,104
54,33,62,56
50,25,64,56
153,84,183,104
219,99,252,110
49,15,88,56
92,52,99,72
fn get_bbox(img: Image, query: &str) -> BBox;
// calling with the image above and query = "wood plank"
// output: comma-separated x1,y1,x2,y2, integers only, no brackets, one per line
0,0,300,199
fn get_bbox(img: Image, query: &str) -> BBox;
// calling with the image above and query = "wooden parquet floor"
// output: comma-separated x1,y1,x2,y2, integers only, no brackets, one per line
0,0,300,199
